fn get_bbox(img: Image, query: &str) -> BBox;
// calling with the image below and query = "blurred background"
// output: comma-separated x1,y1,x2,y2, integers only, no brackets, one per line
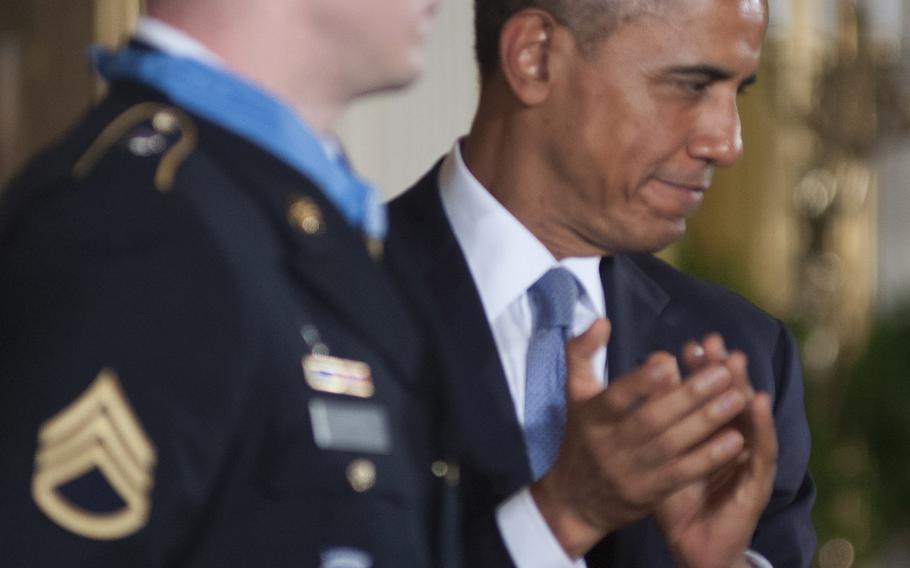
1,1,908,566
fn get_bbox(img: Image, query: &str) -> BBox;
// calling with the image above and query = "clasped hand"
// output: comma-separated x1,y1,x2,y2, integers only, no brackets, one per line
531,319,777,567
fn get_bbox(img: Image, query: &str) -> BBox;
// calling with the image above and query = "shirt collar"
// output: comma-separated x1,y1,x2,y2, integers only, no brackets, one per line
132,17,223,66
439,141,604,322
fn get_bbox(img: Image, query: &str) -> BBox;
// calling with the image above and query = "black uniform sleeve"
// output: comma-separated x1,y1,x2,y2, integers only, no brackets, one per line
0,171,260,566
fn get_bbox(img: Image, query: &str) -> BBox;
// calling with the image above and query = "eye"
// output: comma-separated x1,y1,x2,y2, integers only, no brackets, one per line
678,79,711,96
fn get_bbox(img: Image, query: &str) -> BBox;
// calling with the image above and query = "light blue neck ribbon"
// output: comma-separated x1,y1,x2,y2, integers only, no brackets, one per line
91,46,386,240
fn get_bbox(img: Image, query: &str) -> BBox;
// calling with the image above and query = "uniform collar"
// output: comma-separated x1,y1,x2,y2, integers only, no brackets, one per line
93,28,384,238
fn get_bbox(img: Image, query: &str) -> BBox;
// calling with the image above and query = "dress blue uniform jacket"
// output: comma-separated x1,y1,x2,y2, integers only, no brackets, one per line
388,161,816,567
0,82,457,567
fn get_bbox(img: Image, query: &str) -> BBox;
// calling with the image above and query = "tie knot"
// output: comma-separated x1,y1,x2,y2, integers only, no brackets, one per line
529,267,579,331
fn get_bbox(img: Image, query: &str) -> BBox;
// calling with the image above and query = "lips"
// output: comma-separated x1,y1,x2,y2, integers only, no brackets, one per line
644,177,708,219
657,178,708,193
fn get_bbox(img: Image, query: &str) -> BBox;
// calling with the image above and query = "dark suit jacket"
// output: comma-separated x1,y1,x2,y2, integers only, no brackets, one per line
388,160,816,567
0,82,456,567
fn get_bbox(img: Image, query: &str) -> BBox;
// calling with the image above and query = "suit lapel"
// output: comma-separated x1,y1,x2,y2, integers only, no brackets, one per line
202,123,420,384
601,255,670,378
389,164,532,489
586,256,672,567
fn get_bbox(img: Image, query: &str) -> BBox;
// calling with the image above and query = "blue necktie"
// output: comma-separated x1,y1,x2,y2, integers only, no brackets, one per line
524,267,580,480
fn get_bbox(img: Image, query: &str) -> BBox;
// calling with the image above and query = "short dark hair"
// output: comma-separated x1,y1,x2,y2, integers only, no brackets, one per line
473,0,658,77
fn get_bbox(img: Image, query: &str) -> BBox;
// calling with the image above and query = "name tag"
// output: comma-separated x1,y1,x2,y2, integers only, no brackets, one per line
309,398,391,454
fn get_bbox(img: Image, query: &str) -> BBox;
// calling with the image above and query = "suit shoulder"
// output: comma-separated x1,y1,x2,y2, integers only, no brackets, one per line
388,159,444,229
387,159,449,264
626,253,782,334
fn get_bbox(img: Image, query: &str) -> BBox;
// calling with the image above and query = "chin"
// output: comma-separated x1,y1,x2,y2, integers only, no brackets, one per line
357,66,421,98
389,65,423,90
610,221,687,255
649,222,688,253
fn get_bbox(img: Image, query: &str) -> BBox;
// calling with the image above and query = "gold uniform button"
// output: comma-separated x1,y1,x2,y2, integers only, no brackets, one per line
151,110,179,135
432,460,460,487
366,238,384,262
431,460,449,478
287,195,324,235
346,459,376,493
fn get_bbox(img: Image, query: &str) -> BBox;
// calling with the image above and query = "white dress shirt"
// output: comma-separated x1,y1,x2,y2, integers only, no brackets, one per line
439,142,605,567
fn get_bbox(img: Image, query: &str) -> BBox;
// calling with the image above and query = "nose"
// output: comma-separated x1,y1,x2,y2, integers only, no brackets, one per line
688,93,743,168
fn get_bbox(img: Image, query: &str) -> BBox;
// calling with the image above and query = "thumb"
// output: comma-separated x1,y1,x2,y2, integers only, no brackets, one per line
565,318,611,404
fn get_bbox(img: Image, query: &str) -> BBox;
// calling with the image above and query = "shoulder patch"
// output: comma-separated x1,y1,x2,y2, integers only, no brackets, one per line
73,102,197,193
31,369,157,540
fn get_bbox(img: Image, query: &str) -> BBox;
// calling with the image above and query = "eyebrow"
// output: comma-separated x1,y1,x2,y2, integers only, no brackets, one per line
664,65,758,87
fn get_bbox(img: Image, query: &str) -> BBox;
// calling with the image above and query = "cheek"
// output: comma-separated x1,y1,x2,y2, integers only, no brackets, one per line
583,105,654,185
380,1,424,39
345,2,408,42
615,114,689,198
591,128,652,206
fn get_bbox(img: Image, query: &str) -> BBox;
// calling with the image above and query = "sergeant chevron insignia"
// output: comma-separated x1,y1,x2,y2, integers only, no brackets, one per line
31,369,157,540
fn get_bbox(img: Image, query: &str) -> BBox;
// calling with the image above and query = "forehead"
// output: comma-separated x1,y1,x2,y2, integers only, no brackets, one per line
599,0,767,72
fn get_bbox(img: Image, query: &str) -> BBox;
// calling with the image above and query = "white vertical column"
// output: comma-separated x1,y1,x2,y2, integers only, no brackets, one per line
875,0,910,312
767,0,792,39
812,0,838,39
865,0,903,45
336,0,478,199
867,0,910,314
876,143,910,312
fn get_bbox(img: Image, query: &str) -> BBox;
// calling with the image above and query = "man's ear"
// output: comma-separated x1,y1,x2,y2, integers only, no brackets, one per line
497,9,561,106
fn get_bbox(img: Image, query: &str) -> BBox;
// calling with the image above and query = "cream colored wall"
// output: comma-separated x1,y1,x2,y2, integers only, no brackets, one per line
336,0,478,200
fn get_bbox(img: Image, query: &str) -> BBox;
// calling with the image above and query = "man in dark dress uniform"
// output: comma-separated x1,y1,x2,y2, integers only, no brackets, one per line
0,0,456,566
